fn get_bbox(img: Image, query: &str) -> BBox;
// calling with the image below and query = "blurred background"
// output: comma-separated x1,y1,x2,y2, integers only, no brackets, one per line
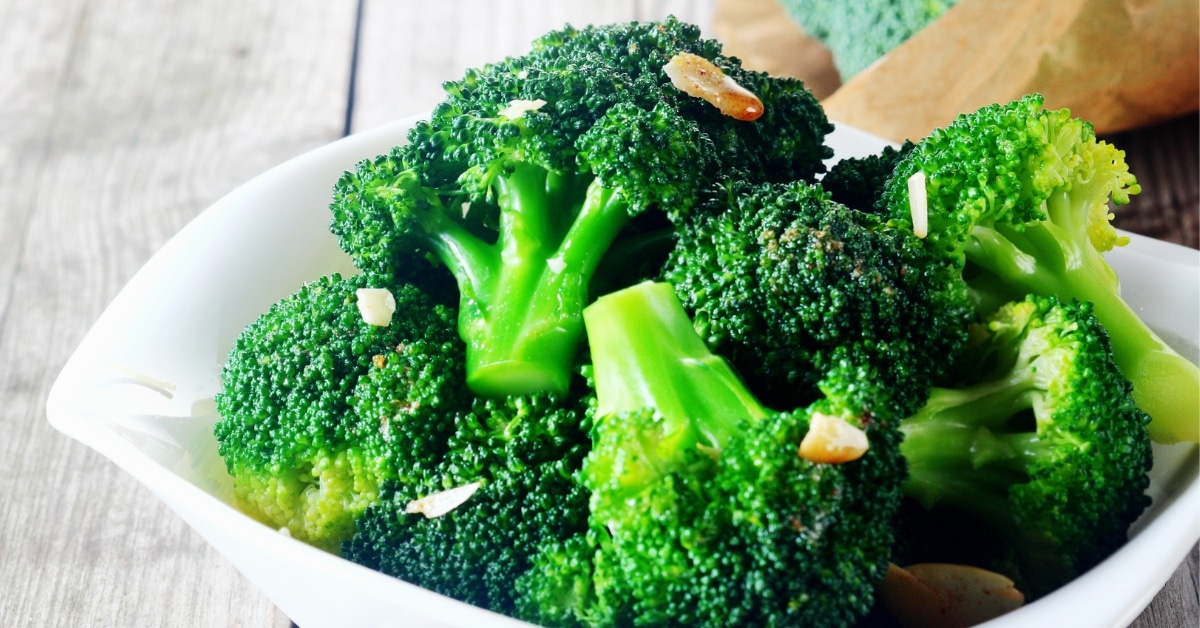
1,1,1194,626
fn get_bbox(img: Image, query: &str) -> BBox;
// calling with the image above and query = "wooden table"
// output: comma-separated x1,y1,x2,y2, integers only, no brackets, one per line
2,1,1195,626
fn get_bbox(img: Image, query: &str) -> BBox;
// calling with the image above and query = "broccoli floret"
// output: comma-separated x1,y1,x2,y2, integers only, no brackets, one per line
777,0,962,80
330,17,833,398
213,274,466,552
341,387,593,621
878,94,1199,442
820,140,915,214
898,294,1153,597
664,179,973,413
566,281,904,627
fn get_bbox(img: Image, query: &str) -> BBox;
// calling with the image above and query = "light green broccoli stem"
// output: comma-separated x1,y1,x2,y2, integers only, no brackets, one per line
964,186,1199,443
431,163,632,397
583,281,768,451
900,372,1051,537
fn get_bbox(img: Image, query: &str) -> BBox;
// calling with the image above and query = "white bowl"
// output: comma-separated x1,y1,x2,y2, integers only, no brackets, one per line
47,116,1200,628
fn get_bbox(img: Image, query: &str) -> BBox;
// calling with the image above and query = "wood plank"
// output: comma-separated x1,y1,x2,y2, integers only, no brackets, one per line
351,0,716,133
1130,545,1200,628
0,1,359,626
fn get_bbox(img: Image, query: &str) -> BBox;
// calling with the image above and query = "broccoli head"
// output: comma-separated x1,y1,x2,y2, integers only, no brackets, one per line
777,0,962,80
820,140,915,214
213,274,466,551
879,93,1198,442
563,281,905,627
664,179,973,413
341,387,593,622
330,17,833,398
898,294,1153,597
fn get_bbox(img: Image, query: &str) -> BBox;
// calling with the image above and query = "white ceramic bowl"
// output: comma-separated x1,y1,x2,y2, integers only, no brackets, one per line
47,116,1200,628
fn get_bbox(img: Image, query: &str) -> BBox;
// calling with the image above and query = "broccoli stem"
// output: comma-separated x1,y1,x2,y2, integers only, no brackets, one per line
899,376,1045,539
964,188,1200,443
459,165,632,397
583,281,767,450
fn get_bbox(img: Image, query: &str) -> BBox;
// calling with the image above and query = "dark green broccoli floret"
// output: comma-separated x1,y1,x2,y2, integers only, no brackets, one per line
664,179,972,413
878,93,1198,442
213,274,466,552
778,0,962,80
341,387,593,622
558,281,905,627
898,294,1153,597
330,17,833,398
820,140,915,214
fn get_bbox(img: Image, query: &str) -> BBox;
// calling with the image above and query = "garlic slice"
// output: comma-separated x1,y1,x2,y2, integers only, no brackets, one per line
798,412,869,464
356,288,396,327
878,562,1024,628
405,481,483,519
498,99,547,119
664,53,764,121
907,171,928,239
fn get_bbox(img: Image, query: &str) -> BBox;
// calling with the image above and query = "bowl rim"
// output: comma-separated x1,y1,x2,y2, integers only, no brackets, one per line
46,115,1200,628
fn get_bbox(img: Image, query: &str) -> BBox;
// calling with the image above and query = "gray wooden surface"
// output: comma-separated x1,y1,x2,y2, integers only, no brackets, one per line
0,1,1195,626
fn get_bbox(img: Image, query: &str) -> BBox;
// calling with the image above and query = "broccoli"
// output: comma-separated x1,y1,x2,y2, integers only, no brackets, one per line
878,93,1199,442
341,386,593,621
329,17,833,398
777,0,962,80
663,179,973,414
213,273,466,552
897,294,1153,598
564,281,905,627
820,140,915,214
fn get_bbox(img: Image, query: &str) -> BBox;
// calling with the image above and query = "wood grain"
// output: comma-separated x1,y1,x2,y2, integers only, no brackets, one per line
351,0,716,132
0,1,357,626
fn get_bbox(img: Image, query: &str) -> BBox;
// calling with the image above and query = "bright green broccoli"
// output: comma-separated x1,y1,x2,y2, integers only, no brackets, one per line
212,273,467,552
329,17,833,398
341,386,593,621
555,281,905,627
878,93,1198,442
897,294,1153,597
820,140,915,214
777,0,962,80
663,179,973,414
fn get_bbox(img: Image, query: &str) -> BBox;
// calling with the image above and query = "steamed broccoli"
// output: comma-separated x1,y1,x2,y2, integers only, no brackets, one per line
341,387,593,621
777,0,962,80
212,274,466,552
329,17,833,398
878,93,1199,442
820,140,915,214
663,179,973,413
560,281,905,627
897,294,1153,597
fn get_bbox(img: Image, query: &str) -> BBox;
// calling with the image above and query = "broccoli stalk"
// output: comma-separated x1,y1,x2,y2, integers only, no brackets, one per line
898,295,1153,597
881,94,1199,443
576,281,903,627
584,280,768,469
332,18,834,399
400,160,631,398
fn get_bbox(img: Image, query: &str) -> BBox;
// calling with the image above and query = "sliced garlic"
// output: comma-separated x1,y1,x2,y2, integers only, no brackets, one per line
663,52,764,121
878,563,1024,628
356,288,396,327
405,481,483,519
798,412,869,464
907,171,928,239
498,98,547,119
